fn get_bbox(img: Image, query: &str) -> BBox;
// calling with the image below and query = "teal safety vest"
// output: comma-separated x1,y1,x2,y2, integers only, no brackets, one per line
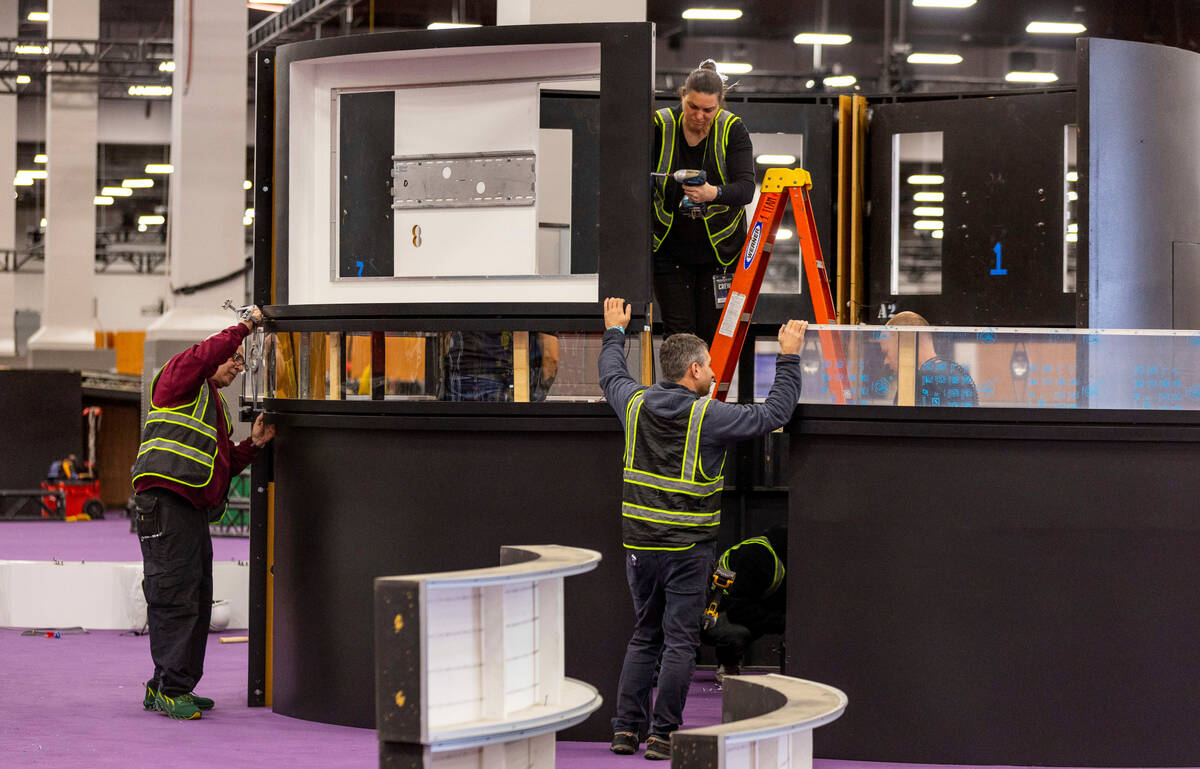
718,536,785,598
652,106,747,267
131,366,232,489
621,389,724,550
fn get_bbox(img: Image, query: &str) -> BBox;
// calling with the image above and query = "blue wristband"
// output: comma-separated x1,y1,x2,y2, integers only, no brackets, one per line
606,325,626,334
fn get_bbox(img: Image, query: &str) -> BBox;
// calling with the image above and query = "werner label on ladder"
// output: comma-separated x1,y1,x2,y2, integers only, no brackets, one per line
708,167,849,403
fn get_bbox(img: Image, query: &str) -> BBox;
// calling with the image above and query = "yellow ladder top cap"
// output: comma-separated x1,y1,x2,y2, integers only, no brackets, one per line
760,167,813,192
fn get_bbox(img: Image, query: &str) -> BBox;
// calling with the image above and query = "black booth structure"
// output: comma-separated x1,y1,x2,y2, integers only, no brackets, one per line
249,23,664,741
246,22,1200,766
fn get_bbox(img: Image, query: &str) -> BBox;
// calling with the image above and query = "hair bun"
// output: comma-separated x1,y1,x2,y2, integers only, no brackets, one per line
698,58,718,71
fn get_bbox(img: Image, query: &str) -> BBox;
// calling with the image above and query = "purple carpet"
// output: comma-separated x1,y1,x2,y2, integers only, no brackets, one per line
0,516,249,563
3,519,1190,768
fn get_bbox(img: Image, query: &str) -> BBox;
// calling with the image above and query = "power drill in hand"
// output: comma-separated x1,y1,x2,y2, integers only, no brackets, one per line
701,567,736,631
651,169,708,219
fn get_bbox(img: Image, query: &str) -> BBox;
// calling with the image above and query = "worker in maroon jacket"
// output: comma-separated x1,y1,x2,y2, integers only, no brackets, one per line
130,306,275,720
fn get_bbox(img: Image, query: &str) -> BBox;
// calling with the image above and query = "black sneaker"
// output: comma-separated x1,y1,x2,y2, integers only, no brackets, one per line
610,731,639,755
644,734,671,760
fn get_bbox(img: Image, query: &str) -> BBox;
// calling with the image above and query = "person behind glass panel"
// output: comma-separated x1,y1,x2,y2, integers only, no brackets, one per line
441,331,559,402
880,311,979,407
651,59,756,343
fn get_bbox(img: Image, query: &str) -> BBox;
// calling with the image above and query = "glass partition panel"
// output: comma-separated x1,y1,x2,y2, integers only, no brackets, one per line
745,326,1200,410
250,330,644,404
249,326,1200,412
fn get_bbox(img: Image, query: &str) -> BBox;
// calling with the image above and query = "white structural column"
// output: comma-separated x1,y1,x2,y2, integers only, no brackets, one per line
146,0,247,340
497,0,645,24
0,0,17,356
26,0,99,353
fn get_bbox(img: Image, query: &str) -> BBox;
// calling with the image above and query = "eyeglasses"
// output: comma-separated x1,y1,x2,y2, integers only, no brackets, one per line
231,352,246,366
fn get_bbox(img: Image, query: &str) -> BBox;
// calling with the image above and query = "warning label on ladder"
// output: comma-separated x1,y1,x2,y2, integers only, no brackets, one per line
718,292,746,337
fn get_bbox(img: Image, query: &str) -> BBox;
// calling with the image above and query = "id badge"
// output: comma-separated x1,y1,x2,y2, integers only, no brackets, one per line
713,272,734,308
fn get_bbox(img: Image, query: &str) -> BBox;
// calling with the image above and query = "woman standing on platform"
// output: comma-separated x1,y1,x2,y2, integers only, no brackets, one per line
651,59,756,342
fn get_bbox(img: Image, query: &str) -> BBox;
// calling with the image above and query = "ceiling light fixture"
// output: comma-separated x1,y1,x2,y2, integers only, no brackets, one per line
912,0,976,7
138,215,166,226
128,85,172,96
427,22,481,29
1005,71,1059,83
794,33,852,45
756,154,797,165
913,191,944,202
1066,171,1078,182
94,196,114,205
932,230,944,239
27,11,49,21
907,53,963,64
247,0,289,9
145,164,173,174
16,75,31,85
823,75,857,87
13,175,34,186
913,206,945,217
1026,21,1086,34
122,179,154,188
34,154,46,164
682,8,743,20
715,61,753,74
15,44,49,55
907,174,944,185
913,220,944,230
775,228,794,240
244,180,253,190
100,187,133,197
158,61,176,72
20,169,46,180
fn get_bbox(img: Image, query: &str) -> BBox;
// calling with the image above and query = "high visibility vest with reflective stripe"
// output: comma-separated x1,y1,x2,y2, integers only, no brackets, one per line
621,390,724,550
718,536,785,598
651,106,747,267
131,366,231,489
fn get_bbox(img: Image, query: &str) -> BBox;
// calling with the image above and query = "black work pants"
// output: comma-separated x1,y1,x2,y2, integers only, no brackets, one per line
611,543,715,737
137,488,213,696
653,263,723,343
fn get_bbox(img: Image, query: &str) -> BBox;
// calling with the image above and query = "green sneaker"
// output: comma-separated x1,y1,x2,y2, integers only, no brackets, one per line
143,683,159,711
188,692,215,711
155,691,202,720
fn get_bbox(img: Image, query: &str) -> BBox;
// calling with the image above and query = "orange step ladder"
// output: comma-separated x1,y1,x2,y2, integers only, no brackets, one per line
709,167,848,402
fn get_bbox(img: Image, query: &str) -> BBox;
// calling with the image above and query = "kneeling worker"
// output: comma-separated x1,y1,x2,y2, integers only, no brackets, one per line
599,297,806,760
130,306,275,720
701,524,788,684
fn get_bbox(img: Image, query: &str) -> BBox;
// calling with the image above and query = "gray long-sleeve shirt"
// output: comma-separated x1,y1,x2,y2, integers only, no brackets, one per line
599,328,802,479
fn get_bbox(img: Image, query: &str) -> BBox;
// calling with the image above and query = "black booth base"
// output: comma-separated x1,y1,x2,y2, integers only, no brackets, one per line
269,415,627,739
786,406,1200,767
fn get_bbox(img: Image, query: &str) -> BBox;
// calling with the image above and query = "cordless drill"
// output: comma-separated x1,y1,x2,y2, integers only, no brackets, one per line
701,567,736,631
651,169,709,219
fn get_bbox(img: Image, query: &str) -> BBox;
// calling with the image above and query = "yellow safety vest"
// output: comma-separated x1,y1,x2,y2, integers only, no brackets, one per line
652,106,746,266
131,366,231,489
